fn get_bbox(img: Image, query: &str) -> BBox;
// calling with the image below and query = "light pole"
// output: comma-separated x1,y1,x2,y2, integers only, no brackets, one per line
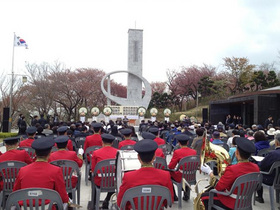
8,74,27,132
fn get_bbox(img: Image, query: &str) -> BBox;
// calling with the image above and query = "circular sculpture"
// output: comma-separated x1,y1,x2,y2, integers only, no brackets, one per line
137,107,146,117
79,107,87,116
150,108,158,117
91,107,100,116
101,70,152,109
103,107,112,116
164,108,171,117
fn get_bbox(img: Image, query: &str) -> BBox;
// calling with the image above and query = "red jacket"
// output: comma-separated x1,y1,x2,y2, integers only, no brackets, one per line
0,150,32,164
214,162,259,209
84,134,102,151
91,146,118,186
117,167,174,209
48,150,83,167
155,148,165,158
168,147,197,182
66,140,74,151
19,138,34,148
154,137,165,146
48,150,83,188
13,161,69,203
118,139,136,149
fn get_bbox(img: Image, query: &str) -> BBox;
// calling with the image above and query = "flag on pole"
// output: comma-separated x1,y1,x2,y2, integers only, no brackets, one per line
14,35,28,49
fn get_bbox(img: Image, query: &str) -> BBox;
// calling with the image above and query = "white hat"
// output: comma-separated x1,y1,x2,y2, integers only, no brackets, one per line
267,128,276,136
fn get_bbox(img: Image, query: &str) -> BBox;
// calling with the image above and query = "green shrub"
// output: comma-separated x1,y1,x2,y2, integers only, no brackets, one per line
0,133,18,138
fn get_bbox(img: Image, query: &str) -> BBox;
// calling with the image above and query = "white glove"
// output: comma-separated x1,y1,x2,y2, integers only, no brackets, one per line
200,164,213,175
78,148,84,156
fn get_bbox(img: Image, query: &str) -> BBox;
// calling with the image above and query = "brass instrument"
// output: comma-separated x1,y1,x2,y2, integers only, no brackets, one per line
193,132,231,210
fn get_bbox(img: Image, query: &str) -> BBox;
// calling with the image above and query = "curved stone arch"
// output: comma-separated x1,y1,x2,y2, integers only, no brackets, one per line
101,70,152,108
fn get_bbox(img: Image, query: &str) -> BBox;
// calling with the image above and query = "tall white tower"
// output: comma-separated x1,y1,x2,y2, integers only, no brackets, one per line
127,29,143,104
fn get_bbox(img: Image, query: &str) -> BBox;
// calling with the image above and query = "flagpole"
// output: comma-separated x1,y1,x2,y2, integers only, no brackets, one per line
9,32,15,133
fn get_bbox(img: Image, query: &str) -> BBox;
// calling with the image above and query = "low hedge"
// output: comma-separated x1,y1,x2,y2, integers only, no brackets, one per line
0,133,18,138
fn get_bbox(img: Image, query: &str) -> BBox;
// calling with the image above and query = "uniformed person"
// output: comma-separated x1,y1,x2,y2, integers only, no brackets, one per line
200,137,259,209
149,127,165,145
117,139,174,209
168,134,197,201
13,137,69,205
19,126,37,148
118,128,136,149
84,123,103,152
142,132,165,158
49,135,84,200
57,126,74,151
0,137,32,164
49,136,83,167
91,133,118,209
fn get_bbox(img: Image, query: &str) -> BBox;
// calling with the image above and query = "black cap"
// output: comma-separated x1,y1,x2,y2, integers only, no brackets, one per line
120,128,132,136
134,139,158,153
57,126,68,133
101,133,115,142
141,132,156,140
229,124,235,129
32,137,55,150
235,137,255,154
149,127,159,133
175,134,190,142
26,126,37,134
54,136,69,143
213,131,220,138
92,123,102,128
4,136,20,143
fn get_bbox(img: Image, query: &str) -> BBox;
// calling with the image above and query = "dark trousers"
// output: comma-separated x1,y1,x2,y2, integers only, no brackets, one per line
201,192,231,210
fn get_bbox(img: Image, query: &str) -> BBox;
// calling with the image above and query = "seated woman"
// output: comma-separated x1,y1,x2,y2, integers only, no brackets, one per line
228,137,238,165
254,131,270,155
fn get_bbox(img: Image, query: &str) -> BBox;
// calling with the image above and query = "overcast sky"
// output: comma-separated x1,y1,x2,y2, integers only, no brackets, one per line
1,0,280,85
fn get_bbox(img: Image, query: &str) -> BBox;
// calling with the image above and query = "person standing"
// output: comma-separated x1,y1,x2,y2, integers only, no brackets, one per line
264,115,273,130
38,114,47,128
18,116,27,135
17,114,23,134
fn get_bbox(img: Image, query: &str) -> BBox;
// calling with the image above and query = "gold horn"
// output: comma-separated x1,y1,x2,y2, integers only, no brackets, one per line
193,131,231,210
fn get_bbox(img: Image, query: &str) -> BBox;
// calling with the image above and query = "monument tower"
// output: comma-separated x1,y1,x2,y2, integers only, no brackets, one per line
127,29,143,104
101,29,151,109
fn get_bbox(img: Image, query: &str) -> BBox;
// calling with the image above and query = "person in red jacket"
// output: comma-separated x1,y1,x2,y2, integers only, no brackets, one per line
0,137,32,164
13,137,69,206
0,137,32,192
57,126,73,151
49,135,84,191
200,137,260,209
91,133,118,209
19,126,37,148
141,132,165,158
118,128,136,149
149,127,165,146
84,123,103,153
117,139,174,209
168,134,197,201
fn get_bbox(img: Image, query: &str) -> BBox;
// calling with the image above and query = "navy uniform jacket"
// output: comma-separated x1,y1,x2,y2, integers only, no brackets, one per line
258,147,280,185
